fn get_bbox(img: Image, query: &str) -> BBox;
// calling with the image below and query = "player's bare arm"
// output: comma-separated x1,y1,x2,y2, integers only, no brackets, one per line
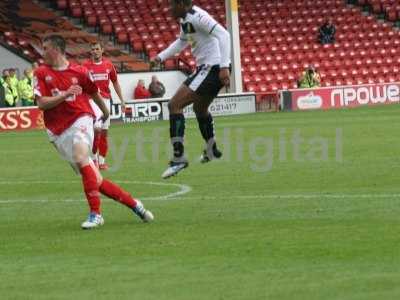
36,85,82,110
112,80,126,111
219,68,230,87
210,24,231,87
91,91,109,122
154,38,188,67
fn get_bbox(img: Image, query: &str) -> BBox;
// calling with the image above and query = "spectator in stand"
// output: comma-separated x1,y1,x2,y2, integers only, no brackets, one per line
1,70,9,107
318,18,336,45
298,66,321,88
133,79,151,99
18,68,34,106
2,73,16,107
0,69,7,87
148,75,166,98
8,68,20,103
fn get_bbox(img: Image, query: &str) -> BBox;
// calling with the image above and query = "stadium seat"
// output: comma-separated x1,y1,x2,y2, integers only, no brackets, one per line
164,59,177,70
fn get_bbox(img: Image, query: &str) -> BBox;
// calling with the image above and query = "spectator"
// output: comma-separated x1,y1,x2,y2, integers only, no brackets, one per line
0,70,7,107
18,68,34,106
298,66,321,88
32,62,39,69
2,74,16,107
1,69,9,85
8,68,20,103
318,19,336,45
0,69,6,87
133,79,151,99
148,75,166,98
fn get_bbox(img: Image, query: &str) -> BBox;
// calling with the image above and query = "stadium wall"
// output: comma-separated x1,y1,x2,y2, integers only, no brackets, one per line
0,45,31,74
0,93,256,131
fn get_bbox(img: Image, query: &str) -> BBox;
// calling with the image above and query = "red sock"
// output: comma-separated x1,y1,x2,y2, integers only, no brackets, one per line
92,131,100,155
80,165,101,214
99,130,108,158
99,179,137,209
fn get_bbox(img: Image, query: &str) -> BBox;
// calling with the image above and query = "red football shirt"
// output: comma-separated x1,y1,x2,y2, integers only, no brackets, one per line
82,58,117,99
34,62,98,135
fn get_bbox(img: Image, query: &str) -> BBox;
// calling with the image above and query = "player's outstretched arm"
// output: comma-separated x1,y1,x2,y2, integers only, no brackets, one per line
154,38,188,65
211,25,231,87
112,80,126,111
91,91,109,122
210,24,231,65
36,85,82,110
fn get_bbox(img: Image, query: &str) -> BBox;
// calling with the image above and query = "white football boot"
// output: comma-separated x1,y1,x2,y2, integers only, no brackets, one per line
81,213,105,229
132,200,154,222
200,141,222,163
161,160,189,179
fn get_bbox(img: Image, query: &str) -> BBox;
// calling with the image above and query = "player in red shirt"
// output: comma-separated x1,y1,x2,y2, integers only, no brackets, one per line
83,42,126,170
34,35,153,229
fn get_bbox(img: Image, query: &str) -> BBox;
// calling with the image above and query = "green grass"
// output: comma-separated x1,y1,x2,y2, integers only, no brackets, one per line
1,105,400,299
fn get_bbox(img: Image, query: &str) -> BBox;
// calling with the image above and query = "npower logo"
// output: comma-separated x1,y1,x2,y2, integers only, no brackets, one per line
331,84,400,107
0,110,32,130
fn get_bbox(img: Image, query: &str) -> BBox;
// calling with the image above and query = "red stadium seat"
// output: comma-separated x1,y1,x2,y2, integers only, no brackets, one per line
86,15,97,27
163,59,176,71
131,41,143,52
57,0,68,10
117,32,128,44
101,23,113,35
246,83,257,92
72,7,83,18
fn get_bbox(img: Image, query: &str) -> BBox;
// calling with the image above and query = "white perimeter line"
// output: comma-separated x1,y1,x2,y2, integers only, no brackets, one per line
0,180,192,203
0,193,400,204
236,194,400,199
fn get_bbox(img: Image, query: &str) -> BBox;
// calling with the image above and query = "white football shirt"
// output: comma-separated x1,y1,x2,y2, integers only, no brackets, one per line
180,6,228,66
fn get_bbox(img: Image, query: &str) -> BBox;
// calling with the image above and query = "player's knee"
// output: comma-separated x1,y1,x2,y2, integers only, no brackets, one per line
73,152,89,166
193,102,208,116
72,143,90,165
168,100,180,114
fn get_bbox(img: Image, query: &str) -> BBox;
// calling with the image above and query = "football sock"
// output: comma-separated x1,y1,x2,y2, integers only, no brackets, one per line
92,131,100,155
196,113,221,157
170,114,185,160
98,130,108,158
79,165,101,214
196,113,215,142
99,179,138,209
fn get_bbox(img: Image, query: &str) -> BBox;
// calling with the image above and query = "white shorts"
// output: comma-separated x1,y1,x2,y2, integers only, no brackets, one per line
90,98,111,130
47,115,94,174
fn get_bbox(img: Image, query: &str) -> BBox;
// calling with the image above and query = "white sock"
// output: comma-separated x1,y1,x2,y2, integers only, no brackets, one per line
99,155,105,164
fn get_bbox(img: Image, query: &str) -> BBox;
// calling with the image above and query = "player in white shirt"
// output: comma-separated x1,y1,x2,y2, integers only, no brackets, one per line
151,0,231,179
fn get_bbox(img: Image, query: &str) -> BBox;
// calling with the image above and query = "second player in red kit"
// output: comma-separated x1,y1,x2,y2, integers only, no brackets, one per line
83,42,126,170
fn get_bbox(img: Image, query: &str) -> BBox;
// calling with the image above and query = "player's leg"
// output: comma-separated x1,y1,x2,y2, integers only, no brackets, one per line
193,96,222,163
67,127,104,229
98,99,111,170
161,84,197,179
76,151,153,224
89,99,102,167
98,129,108,168
63,117,152,229
97,178,153,222
74,144,153,228
92,128,101,166
192,65,225,162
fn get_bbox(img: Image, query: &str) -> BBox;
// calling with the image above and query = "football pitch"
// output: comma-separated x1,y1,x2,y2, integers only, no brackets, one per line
1,105,400,299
